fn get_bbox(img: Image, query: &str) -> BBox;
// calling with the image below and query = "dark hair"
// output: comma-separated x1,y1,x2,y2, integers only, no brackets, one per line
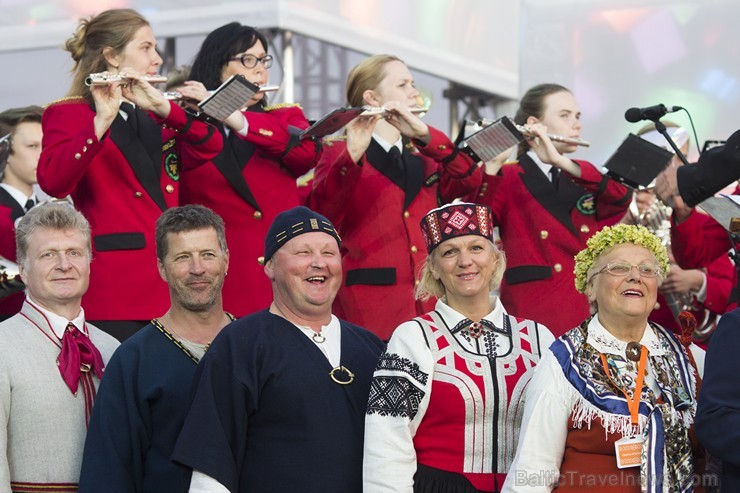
64,9,151,103
514,83,571,156
0,106,43,128
165,65,191,91
155,204,227,261
189,22,269,91
16,203,91,268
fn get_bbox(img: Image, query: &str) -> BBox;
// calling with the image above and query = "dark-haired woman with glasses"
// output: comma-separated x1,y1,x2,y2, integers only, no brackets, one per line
503,224,709,492
178,22,321,318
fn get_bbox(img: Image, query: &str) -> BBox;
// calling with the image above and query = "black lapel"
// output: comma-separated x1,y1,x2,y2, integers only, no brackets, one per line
211,127,261,211
0,187,24,222
137,108,164,177
402,143,425,209
109,111,168,211
366,140,405,190
518,154,581,236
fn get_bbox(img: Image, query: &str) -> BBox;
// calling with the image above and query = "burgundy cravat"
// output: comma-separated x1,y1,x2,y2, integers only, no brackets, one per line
57,322,104,394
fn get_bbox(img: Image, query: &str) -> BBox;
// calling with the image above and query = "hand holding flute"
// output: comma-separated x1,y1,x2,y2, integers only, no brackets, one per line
88,68,172,136
520,122,583,177
476,119,590,147
377,101,431,145
515,123,590,147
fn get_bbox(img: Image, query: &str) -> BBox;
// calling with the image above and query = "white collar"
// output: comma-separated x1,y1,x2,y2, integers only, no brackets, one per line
372,133,403,154
0,183,33,208
526,150,554,177
294,314,340,337
293,314,342,367
587,316,666,357
25,296,86,339
434,296,507,328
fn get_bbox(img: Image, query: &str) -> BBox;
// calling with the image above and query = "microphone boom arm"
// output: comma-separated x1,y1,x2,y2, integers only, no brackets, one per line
655,120,691,167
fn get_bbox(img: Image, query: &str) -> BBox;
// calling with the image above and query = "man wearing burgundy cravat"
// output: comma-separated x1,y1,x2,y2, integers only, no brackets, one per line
0,203,119,493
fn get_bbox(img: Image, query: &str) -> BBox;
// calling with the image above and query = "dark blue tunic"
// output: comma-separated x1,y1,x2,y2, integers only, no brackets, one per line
695,307,740,492
79,322,199,493
172,310,384,493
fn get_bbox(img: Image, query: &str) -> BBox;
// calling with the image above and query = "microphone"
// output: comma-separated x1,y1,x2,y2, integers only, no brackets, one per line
624,104,683,123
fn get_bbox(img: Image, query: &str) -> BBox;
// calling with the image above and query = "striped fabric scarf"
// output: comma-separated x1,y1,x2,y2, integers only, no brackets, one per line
551,317,698,493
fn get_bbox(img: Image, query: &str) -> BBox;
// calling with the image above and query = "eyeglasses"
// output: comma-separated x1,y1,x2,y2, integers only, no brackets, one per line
229,54,273,69
592,261,662,279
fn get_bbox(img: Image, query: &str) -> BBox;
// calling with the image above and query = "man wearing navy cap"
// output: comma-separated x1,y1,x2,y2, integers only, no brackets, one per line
173,206,385,493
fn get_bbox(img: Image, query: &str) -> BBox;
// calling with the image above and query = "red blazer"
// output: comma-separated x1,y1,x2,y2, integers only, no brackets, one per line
672,207,737,271
308,127,481,340
671,206,739,314
649,254,734,347
472,154,632,336
0,188,24,316
179,104,319,317
37,98,222,321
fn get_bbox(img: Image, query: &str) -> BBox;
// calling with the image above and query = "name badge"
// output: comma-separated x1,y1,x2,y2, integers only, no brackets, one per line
615,436,642,469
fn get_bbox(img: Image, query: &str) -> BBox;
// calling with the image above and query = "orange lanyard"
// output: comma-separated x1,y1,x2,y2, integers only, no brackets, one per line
600,345,648,427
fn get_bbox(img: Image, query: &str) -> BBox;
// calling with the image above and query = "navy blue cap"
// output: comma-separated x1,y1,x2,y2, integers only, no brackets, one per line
263,206,341,262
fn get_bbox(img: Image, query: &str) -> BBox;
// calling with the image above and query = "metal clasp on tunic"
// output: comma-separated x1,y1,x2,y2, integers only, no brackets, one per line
329,366,355,385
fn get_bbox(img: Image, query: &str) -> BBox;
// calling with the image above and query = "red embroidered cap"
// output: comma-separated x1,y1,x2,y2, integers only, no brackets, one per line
420,202,493,253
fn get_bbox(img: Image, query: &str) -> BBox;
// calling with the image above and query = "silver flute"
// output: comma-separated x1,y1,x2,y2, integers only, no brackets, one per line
85,72,168,87
477,119,590,147
361,106,428,116
162,84,280,101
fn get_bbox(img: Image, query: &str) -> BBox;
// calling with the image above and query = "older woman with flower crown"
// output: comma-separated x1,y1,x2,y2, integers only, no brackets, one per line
503,224,709,493
364,202,555,493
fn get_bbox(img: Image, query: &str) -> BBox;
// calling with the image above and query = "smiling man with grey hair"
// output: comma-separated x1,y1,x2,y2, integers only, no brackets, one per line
0,203,119,492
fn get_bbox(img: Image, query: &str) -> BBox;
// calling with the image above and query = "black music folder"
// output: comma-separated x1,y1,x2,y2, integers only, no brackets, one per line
697,195,740,233
197,74,259,121
299,106,427,140
299,107,366,140
461,116,524,163
604,133,673,189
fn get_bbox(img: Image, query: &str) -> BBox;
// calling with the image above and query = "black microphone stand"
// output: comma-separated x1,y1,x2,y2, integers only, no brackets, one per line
653,119,691,167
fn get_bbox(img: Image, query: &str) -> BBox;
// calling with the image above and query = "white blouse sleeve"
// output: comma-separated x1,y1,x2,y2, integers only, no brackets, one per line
689,343,705,379
363,320,436,493
503,349,576,493
536,322,556,354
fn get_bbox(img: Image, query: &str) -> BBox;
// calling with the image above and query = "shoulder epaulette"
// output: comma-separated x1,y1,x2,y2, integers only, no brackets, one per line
264,102,302,111
322,135,347,143
297,169,315,187
44,96,86,109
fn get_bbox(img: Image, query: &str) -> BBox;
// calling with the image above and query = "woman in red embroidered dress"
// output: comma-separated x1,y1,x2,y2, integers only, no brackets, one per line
504,224,710,493
364,202,555,493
